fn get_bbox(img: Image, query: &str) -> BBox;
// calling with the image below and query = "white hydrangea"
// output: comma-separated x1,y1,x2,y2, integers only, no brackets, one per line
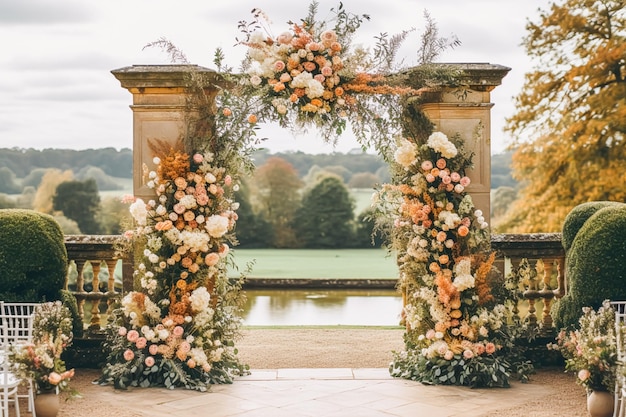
438,210,461,229
129,199,148,226
189,287,211,313
205,215,230,238
427,132,458,158
394,139,418,169
180,230,210,252
179,194,197,209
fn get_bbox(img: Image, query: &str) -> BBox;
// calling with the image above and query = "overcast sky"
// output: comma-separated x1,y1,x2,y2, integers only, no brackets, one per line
0,0,547,155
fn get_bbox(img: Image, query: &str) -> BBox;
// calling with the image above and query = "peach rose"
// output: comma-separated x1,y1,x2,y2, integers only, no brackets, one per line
48,372,62,385
123,349,135,361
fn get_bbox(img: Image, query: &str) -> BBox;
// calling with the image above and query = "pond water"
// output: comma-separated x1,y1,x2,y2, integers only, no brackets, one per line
241,289,403,326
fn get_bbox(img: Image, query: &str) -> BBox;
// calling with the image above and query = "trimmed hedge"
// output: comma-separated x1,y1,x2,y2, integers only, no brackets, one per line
0,209,67,301
553,203,626,329
561,201,625,252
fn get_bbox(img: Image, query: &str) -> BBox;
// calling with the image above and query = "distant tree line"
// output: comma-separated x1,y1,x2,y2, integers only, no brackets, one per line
0,147,519,240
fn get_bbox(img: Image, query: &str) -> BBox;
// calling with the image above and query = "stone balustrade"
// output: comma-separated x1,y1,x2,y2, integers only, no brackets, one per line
63,233,565,337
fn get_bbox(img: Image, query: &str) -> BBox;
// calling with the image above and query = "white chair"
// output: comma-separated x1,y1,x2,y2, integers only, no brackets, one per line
1,302,39,417
0,317,21,417
611,300,626,417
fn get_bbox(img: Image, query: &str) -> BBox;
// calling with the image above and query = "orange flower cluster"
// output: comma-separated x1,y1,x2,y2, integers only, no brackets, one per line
473,252,496,305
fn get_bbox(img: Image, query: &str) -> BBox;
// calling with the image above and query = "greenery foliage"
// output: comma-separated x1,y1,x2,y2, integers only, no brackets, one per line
553,203,626,329
293,175,355,248
53,178,102,234
0,209,67,301
561,201,624,252
500,0,626,233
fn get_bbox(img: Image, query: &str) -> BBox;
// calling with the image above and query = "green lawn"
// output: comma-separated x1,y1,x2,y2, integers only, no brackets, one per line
228,248,398,279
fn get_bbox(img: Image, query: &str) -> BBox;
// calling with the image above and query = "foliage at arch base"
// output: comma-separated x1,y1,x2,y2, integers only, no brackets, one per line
98,148,249,391
374,132,535,387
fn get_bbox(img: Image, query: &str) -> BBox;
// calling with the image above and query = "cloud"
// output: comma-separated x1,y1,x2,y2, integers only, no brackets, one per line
0,0,94,25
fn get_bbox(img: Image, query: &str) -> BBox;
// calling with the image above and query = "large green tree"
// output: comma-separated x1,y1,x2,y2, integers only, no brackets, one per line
53,178,102,234
252,157,303,248
497,0,626,233
293,175,355,248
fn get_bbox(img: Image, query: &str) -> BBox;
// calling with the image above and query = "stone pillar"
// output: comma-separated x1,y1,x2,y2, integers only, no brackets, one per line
111,65,218,202
413,63,510,224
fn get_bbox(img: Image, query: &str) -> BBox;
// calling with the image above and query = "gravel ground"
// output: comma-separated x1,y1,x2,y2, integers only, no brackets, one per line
52,328,589,417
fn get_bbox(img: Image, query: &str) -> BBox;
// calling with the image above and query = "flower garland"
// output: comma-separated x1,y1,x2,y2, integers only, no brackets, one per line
375,131,525,387
237,2,425,152
100,149,246,391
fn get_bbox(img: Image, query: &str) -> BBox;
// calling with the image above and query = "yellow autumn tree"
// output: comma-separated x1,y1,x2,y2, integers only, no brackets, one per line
496,0,626,233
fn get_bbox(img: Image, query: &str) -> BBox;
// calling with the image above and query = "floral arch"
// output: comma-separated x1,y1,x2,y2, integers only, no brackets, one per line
102,4,520,391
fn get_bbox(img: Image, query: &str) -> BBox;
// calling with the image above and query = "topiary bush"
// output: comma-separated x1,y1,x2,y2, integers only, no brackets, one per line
553,203,626,329
0,209,68,302
561,201,625,252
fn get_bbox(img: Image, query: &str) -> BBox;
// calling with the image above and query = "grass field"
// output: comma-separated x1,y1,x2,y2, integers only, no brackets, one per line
228,248,398,279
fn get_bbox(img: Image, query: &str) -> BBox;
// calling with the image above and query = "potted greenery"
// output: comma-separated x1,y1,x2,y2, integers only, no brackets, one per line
549,300,617,417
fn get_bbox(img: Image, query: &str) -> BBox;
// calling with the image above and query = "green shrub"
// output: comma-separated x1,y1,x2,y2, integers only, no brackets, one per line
60,289,84,338
0,209,67,301
553,204,626,329
561,201,625,252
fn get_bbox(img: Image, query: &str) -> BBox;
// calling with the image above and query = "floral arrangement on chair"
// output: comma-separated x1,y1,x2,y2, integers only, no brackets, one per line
375,131,530,387
9,301,75,392
100,145,247,391
548,300,617,392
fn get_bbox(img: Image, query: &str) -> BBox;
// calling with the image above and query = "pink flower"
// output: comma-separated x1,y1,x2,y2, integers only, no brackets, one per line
145,356,155,367
149,344,158,355
173,326,185,337
463,350,474,359
48,372,62,385
136,337,147,349
192,154,203,164
485,342,496,354
123,349,135,361
421,160,433,171
118,326,128,336
308,42,321,52
205,252,220,266
321,66,333,77
425,174,435,183
127,330,140,343
224,175,232,186
578,369,591,382
436,158,446,169
450,172,461,182
460,176,471,186
179,341,191,353
173,203,186,214
274,61,286,72
277,31,293,45
444,350,454,360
